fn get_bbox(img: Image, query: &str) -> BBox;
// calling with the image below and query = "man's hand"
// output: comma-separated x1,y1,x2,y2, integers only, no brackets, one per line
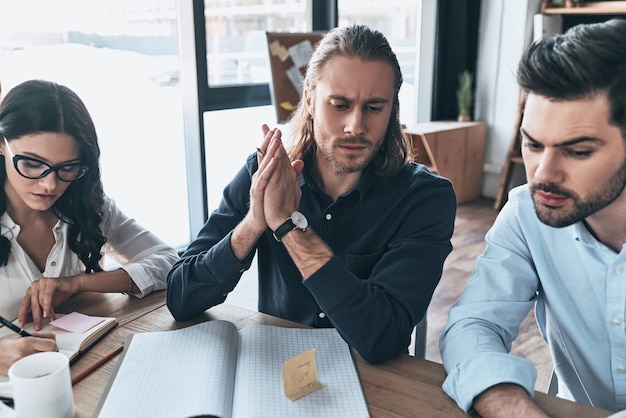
18,277,79,330
230,124,302,261
260,126,304,230
0,334,57,375
474,383,549,418
247,125,277,232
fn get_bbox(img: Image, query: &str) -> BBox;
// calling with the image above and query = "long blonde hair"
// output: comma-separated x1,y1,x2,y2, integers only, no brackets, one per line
288,24,411,176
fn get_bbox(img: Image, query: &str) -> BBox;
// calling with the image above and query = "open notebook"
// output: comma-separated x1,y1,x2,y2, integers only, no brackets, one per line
0,312,117,400
96,320,370,418
0,312,117,376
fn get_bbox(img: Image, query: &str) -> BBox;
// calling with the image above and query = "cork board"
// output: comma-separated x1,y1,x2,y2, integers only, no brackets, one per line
266,31,325,123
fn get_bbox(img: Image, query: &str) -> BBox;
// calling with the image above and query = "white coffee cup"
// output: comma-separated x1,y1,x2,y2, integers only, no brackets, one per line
8,351,75,418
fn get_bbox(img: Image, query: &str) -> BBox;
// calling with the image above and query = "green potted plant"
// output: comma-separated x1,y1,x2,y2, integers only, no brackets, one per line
457,70,473,122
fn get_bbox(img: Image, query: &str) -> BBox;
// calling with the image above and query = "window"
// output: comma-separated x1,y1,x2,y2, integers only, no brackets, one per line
201,1,422,208
0,0,190,248
338,0,419,126
201,0,311,111
205,0,309,87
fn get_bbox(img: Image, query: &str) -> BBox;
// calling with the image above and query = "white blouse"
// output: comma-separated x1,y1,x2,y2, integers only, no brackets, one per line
0,195,179,320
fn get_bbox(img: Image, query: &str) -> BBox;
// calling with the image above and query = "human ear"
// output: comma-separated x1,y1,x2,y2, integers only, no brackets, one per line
304,89,314,118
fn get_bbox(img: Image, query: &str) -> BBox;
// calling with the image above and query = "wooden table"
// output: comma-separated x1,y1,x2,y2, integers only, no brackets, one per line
59,292,611,418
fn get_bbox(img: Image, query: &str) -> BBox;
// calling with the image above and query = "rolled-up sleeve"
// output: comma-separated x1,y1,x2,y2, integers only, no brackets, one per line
440,190,541,411
166,159,256,321
100,195,179,297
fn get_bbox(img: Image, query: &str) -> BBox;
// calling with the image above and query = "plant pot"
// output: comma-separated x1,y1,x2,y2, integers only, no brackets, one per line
457,114,471,122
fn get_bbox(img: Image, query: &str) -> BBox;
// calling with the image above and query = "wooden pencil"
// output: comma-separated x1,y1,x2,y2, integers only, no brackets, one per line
72,345,124,385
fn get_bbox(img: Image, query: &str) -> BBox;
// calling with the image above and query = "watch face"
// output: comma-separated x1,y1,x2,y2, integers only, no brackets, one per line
291,211,308,229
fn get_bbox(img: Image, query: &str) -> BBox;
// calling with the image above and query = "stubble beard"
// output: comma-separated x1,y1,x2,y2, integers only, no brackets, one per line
317,135,384,174
531,158,626,227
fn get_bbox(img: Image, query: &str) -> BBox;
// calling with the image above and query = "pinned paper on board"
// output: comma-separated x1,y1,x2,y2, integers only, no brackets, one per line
282,348,325,401
279,101,295,111
288,40,315,69
266,32,324,123
285,66,304,96
269,40,290,62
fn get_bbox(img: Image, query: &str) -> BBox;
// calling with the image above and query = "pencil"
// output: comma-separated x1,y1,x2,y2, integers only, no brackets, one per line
72,345,124,385
0,314,32,337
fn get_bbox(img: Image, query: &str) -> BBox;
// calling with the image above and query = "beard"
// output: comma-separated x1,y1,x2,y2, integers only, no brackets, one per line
318,137,382,173
530,158,626,227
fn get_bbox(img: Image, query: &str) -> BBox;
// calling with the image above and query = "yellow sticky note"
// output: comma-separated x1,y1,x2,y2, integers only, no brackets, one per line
279,101,294,111
282,348,324,401
269,40,290,62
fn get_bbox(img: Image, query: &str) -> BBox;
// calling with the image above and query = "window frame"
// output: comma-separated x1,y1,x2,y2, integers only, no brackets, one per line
178,0,337,237
198,0,337,112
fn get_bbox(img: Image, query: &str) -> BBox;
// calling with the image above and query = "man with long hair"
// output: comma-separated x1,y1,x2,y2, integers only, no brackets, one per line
167,24,456,364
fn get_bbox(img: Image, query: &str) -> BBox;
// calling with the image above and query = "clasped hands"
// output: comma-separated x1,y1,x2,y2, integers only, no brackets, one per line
250,124,305,233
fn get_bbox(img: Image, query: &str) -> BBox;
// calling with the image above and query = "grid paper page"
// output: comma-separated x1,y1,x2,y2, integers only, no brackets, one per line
232,325,370,418
98,320,239,418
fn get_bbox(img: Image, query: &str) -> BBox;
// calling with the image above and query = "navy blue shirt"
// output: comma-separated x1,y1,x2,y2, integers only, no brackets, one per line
167,153,456,364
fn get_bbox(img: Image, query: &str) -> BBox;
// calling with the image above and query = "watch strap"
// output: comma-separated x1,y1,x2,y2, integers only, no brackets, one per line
273,218,297,242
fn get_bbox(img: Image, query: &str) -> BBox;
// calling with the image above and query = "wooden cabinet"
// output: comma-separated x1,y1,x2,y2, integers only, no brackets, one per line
404,121,486,204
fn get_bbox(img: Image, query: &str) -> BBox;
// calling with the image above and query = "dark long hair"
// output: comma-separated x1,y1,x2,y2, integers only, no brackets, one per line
0,80,106,271
288,24,411,176
517,18,626,140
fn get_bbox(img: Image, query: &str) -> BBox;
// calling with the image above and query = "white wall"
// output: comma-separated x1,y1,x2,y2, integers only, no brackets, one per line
415,0,438,123
474,0,543,198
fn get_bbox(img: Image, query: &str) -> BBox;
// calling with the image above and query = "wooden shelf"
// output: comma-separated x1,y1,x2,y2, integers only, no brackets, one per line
542,1,626,14
494,91,525,211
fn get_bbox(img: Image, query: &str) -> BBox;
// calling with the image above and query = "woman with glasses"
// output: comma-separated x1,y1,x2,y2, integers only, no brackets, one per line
0,79,179,374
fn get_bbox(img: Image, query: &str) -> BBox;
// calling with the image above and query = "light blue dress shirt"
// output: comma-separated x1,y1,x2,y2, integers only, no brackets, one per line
440,184,626,413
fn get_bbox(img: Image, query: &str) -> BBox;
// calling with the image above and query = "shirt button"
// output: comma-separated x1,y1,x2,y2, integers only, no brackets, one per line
325,213,332,221
613,318,622,326
51,261,57,267
618,366,625,374
318,312,326,319
615,265,624,274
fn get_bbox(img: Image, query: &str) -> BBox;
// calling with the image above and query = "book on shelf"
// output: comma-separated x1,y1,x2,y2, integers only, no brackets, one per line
96,320,370,418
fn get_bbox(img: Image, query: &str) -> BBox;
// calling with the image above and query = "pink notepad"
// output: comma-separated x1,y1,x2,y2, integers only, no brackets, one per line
50,312,105,333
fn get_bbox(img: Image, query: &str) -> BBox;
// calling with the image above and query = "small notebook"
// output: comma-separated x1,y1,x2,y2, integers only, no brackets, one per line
0,312,117,400
96,320,370,418
0,312,117,364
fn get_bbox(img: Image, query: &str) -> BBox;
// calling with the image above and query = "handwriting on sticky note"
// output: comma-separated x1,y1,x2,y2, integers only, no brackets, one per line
49,312,104,333
282,348,324,401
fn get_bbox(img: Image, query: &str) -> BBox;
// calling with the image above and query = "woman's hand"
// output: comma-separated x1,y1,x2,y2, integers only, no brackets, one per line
18,277,80,330
0,334,57,375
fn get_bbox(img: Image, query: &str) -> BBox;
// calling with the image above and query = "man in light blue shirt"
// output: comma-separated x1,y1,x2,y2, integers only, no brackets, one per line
440,18,626,417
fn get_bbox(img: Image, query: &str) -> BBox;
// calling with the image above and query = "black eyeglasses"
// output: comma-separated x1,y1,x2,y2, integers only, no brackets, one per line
3,136,89,182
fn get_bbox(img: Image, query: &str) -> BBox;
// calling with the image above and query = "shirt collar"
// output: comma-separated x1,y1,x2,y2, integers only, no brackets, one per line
572,221,599,247
300,164,375,203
